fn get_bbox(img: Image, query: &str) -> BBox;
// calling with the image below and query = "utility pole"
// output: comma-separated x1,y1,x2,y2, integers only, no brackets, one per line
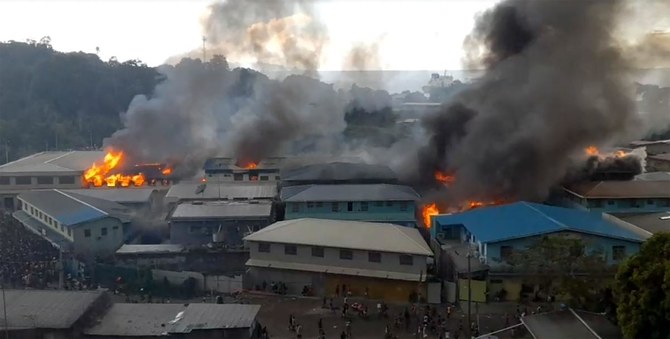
2,282,8,339
58,249,64,290
467,251,472,338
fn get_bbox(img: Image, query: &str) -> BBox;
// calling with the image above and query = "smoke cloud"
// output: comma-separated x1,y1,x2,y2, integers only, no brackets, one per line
416,0,644,203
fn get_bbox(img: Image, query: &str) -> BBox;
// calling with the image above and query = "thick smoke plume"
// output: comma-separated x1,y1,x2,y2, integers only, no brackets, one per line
417,0,643,203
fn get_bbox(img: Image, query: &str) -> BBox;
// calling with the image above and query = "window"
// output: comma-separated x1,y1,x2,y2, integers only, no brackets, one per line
399,201,408,211
258,243,271,253
500,246,513,261
307,202,315,209
368,252,381,263
275,176,281,180
311,246,324,257
58,176,75,184
608,200,615,205
375,201,383,207
260,176,269,181
84,229,91,237
591,199,603,208
360,202,368,212
315,202,323,208
15,176,31,185
113,226,119,230
284,245,297,255
331,203,339,212
291,203,300,213
67,228,71,236
647,199,654,205
60,225,64,232
340,249,353,260
612,246,626,260
30,206,34,214
399,255,413,266
233,174,243,181
0,177,9,185
36,176,53,185
101,227,108,236
347,202,353,211
386,201,393,207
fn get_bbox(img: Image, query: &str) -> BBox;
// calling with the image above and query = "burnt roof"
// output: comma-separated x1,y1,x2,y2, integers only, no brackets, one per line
565,181,670,199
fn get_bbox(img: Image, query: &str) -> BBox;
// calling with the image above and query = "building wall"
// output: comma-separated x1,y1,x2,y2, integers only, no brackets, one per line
284,201,417,226
485,231,641,267
205,170,281,182
170,218,272,247
644,143,670,156
647,157,670,172
563,195,670,214
19,197,75,241
248,241,427,278
72,218,125,257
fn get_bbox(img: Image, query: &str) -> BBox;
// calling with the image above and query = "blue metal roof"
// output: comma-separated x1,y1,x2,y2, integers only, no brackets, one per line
433,202,646,244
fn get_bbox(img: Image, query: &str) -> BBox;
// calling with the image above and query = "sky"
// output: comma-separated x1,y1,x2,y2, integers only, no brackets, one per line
0,0,497,71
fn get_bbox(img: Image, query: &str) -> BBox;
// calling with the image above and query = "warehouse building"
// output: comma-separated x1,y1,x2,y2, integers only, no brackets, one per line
63,187,164,215
165,181,277,207
280,162,398,186
203,157,283,182
0,150,104,210
169,200,274,247
563,181,670,215
14,189,131,257
281,184,420,227
244,218,433,301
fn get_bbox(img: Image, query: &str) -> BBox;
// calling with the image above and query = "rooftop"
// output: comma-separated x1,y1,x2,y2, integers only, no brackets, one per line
18,189,132,226
203,157,284,171
522,309,621,339
62,188,157,204
165,182,277,201
84,303,261,336
280,162,398,183
648,153,670,162
244,218,433,256
634,172,670,181
280,184,420,202
0,151,104,174
171,201,272,219
0,289,104,330
620,211,670,234
116,244,185,255
629,139,670,147
434,202,648,244
565,181,670,199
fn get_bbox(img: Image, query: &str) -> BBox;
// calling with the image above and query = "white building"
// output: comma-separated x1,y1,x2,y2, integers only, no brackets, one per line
244,218,433,301
14,189,131,257
0,151,104,210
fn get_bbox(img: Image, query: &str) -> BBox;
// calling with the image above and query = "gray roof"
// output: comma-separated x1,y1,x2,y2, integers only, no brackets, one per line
522,309,621,339
634,172,670,181
565,181,670,199
0,151,104,174
0,289,104,330
280,162,398,183
18,189,132,226
620,211,670,234
62,188,157,203
649,153,670,162
171,201,272,220
13,210,74,251
165,182,277,201
280,184,420,202
116,244,185,255
245,218,433,256
85,303,260,336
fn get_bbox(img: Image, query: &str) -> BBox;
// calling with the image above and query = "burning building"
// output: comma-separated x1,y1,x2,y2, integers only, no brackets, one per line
202,157,283,182
82,149,175,188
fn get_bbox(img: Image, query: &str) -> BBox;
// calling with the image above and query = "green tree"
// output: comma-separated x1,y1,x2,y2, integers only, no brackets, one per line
614,233,670,339
509,236,615,310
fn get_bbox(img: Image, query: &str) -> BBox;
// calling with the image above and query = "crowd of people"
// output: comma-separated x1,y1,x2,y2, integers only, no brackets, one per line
0,213,60,288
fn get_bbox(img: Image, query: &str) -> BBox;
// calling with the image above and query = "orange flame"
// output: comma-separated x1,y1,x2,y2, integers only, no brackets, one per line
161,167,173,176
200,177,208,183
435,171,456,185
244,162,258,169
422,203,440,228
585,146,599,156
83,149,146,188
585,146,631,159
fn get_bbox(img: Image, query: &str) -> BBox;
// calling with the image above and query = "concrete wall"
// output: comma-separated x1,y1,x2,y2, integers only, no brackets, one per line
72,218,125,257
647,157,670,172
248,241,427,278
170,218,271,247
485,231,641,267
285,200,417,226
0,172,83,192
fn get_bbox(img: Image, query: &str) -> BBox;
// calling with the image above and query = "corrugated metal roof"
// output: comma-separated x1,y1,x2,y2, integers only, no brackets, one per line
116,244,185,255
280,184,420,202
246,258,425,281
620,211,670,234
565,181,670,198
17,189,131,226
281,162,398,182
0,151,104,173
63,188,156,203
634,172,670,181
244,218,433,256
165,182,277,201
171,201,272,219
649,153,670,161
522,309,621,339
84,303,260,336
434,202,648,244
0,289,104,329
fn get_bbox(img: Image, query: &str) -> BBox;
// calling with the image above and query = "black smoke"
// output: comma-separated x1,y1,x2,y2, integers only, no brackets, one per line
417,0,641,202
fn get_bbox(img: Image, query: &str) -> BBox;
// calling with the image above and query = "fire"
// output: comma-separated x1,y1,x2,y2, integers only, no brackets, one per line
161,167,173,176
435,171,456,185
585,146,599,156
83,149,146,187
422,203,440,228
244,162,258,169
584,145,631,158
200,177,207,183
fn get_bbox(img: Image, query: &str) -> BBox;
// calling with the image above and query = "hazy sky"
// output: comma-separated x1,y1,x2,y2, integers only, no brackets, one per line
0,0,497,70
